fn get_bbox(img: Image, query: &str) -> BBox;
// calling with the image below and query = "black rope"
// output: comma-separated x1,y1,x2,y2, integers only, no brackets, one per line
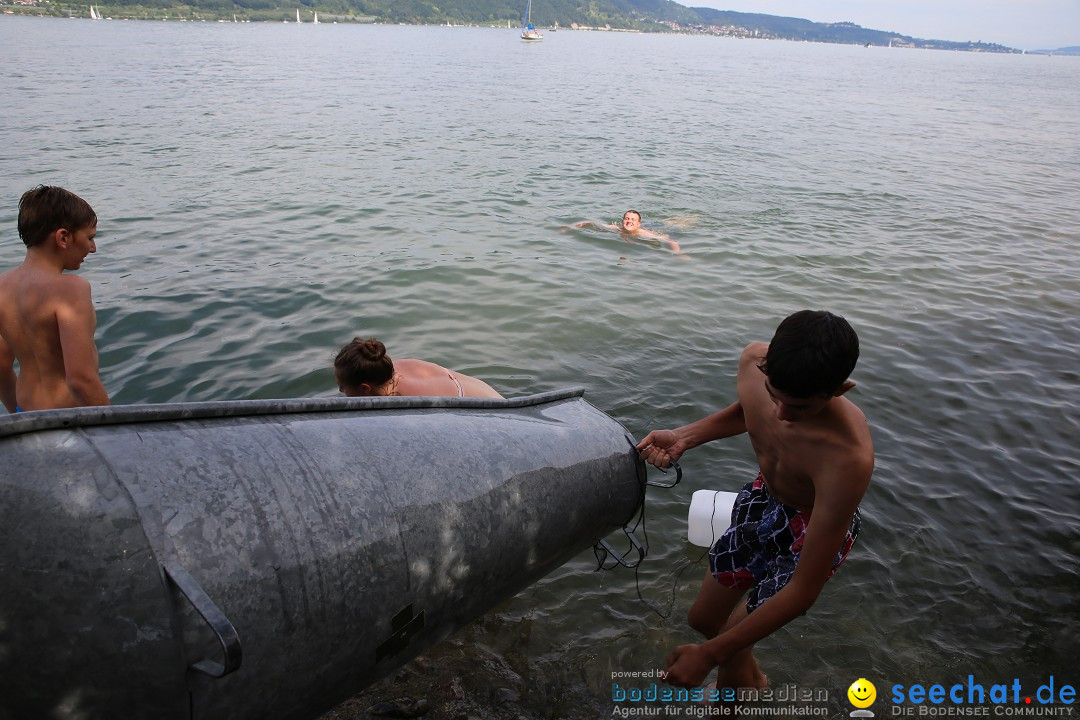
595,445,734,620
592,441,651,571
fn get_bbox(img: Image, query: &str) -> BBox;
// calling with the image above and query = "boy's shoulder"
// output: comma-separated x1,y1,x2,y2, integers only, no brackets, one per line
738,342,768,367
39,268,91,292
8,266,93,304
816,401,874,476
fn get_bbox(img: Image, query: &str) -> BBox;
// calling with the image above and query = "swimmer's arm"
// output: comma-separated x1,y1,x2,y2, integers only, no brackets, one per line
635,227,670,241
574,220,622,231
636,228,681,251
56,280,109,407
0,334,15,413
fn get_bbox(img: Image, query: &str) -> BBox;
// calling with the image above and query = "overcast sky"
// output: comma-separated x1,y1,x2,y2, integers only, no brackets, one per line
687,0,1080,50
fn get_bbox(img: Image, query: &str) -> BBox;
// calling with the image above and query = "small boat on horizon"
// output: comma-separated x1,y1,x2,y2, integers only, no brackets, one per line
520,0,542,40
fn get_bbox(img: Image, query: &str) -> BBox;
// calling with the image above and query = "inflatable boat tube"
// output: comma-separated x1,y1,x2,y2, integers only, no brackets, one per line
0,388,644,720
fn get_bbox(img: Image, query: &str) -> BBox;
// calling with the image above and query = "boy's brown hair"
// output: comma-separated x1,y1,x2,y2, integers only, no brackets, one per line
18,186,97,248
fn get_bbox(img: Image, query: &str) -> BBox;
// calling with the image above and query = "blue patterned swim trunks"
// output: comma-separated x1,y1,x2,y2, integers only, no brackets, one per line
709,473,860,613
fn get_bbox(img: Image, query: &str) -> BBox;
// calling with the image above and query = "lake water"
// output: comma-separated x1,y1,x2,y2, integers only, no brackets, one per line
1,16,1078,718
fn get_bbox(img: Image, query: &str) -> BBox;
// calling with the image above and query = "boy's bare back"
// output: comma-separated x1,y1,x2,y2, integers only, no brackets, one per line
0,267,104,410
1,186,108,412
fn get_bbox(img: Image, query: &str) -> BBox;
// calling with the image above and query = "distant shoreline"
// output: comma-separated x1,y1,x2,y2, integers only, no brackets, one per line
0,6,1050,53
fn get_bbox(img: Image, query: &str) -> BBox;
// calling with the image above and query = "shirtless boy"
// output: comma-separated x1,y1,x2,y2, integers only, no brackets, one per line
0,186,109,412
574,210,680,251
636,310,873,689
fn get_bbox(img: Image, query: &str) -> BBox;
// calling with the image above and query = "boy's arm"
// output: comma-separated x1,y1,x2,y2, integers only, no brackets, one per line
0,334,15,412
56,279,109,407
638,344,759,467
665,459,871,687
636,401,746,468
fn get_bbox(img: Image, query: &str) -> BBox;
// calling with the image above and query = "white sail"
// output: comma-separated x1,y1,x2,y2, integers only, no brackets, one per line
90,5,99,19
313,10,319,23
296,8,301,22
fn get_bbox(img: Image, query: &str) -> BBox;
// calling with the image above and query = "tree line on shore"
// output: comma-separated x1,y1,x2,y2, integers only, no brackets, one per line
8,0,1022,51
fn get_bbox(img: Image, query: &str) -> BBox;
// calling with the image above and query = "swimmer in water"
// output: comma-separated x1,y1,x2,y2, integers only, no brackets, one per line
574,210,681,252
334,337,503,399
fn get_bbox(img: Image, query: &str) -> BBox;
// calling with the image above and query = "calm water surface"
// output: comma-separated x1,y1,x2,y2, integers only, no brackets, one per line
1,16,1078,717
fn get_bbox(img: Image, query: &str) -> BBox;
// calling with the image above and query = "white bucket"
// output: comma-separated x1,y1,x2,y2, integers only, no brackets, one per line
687,489,739,547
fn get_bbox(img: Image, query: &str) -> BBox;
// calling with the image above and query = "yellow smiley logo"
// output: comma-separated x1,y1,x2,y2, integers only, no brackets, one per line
847,678,877,709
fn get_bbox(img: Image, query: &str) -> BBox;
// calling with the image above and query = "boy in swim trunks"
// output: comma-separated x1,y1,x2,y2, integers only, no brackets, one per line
637,310,873,690
0,186,109,413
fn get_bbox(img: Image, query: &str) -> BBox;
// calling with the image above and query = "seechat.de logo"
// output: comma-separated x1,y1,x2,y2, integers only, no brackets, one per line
848,678,877,717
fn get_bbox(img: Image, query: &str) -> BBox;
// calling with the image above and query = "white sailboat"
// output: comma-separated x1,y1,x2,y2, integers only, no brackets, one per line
90,5,100,19
520,0,542,41
313,10,319,23
296,8,301,22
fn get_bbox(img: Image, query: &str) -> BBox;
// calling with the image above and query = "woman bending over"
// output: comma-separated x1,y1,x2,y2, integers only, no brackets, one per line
334,337,503,399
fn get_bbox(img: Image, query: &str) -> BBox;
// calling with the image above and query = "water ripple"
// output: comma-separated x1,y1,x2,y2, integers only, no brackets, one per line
2,19,1079,709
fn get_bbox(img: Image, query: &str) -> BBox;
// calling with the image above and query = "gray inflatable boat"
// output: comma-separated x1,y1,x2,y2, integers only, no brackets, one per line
0,388,644,720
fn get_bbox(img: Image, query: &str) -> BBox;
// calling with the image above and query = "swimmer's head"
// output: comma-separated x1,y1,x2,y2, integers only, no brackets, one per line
760,310,859,403
620,210,642,233
334,337,395,396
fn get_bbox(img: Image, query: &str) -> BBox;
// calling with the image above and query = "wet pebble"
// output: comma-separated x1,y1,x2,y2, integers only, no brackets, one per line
494,687,520,704
438,676,466,700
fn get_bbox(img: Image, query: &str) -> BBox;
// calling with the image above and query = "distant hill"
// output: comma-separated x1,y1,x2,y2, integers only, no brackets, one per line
673,7,1018,52
1027,46,1080,56
18,0,1022,51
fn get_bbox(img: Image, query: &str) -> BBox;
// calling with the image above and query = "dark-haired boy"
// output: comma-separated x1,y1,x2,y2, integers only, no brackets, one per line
0,186,109,412
636,310,873,689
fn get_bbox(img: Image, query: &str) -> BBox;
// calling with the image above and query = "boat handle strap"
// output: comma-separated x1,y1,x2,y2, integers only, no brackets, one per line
645,460,682,489
625,434,683,489
164,561,243,678
596,528,646,569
